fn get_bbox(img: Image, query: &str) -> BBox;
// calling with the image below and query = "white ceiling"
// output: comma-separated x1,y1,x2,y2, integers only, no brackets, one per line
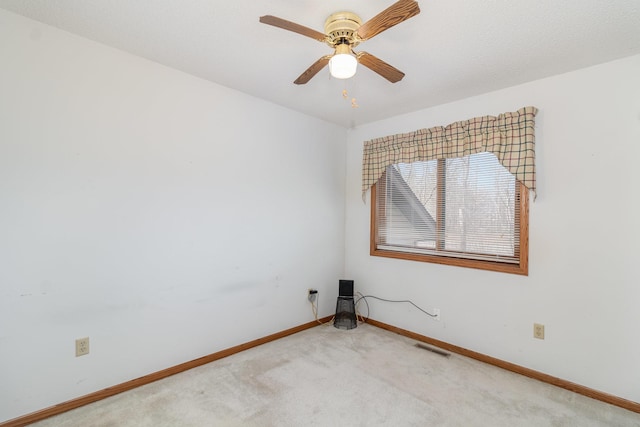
1,0,639,128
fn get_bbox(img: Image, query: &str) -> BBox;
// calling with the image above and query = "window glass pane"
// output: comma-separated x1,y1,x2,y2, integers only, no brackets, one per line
395,161,438,216
444,152,516,257
383,161,437,248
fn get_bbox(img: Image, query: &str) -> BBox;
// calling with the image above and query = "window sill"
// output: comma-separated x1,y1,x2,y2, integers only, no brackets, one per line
370,247,529,276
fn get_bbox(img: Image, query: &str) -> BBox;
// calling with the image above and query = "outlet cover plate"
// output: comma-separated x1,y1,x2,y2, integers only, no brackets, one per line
533,323,545,340
76,337,90,357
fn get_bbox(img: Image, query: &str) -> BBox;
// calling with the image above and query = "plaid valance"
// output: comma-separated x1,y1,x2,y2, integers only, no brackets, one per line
362,106,538,200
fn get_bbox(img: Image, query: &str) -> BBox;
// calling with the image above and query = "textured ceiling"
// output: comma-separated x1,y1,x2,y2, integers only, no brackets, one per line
1,0,639,128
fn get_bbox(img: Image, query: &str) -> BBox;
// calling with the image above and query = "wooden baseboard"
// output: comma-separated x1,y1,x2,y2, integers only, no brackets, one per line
0,316,333,427
366,318,640,414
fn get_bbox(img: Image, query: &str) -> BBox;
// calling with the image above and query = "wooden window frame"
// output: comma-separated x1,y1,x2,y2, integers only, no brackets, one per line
370,164,529,276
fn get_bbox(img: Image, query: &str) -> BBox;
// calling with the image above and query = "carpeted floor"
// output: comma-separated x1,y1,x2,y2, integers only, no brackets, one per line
32,323,640,426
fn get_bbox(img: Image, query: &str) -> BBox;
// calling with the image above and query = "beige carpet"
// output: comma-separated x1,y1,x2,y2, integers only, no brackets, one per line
32,323,640,426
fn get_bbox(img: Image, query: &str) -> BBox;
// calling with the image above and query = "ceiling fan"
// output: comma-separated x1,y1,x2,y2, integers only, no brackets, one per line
259,0,420,85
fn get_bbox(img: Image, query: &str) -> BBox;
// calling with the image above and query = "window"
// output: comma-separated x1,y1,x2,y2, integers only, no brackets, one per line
371,152,528,275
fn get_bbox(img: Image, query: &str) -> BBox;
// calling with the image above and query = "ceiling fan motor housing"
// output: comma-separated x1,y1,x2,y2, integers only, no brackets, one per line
324,12,362,48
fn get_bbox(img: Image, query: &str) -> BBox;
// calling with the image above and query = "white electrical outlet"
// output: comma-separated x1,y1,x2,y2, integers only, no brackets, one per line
533,323,545,340
434,308,441,321
75,337,90,357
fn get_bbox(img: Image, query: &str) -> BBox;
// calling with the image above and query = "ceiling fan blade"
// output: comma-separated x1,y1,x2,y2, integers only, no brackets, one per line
294,55,332,85
356,51,405,83
259,15,327,42
356,0,420,41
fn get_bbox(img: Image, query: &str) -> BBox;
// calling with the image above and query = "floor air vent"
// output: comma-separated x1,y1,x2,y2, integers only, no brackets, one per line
414,343,451,358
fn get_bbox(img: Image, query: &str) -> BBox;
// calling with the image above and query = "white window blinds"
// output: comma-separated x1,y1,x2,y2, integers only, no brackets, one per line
375,152,523,264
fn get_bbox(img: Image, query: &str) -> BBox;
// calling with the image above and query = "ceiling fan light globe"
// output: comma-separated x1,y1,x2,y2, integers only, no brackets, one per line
329,54,357,79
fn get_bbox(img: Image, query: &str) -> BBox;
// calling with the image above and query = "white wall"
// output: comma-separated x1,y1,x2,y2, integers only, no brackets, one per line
0,10,346,422
345,55,640,403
